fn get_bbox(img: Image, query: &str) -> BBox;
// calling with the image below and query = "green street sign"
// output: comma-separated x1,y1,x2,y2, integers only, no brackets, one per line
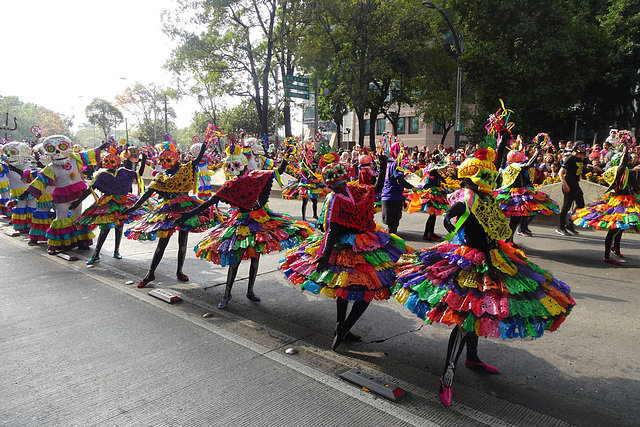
284,74,310,84
285,90,310,99
284,81,310,92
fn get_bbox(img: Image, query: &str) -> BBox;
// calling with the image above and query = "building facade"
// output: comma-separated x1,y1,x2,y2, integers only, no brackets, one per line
341,105,468,151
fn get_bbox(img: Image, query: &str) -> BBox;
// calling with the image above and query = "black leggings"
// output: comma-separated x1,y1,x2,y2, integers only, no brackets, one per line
336,298,370,333
423,214,437,238
441,328,481,388
604,229,623,258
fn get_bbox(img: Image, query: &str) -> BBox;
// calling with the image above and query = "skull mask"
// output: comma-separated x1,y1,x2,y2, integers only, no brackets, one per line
102,153,122,169
33,143,52,166
43,135,73,165
158,149,180,169
2,141,31,166
224,153,247,176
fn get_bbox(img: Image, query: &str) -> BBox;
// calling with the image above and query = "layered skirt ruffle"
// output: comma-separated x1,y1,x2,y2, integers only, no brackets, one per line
46,217,95,251
76,194,147,230
0,187,10,217
28,193,54,241
197,170,215,198
405,187,450,215
282,182,331,200
125,194,210,241
195,207,312,267
281,227,414,302
572,193,640,231
495,186,559,217
392,240,575,339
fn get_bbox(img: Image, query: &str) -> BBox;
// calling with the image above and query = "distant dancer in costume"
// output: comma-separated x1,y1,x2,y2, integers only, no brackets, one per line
573,140,640,265
496,145,559,246
71,146,148,264
281,154,414,350
123,135,211,288
381,142,415,234
393,131,575,407
3,142,36,235
176,142,312,309
406,153,451,241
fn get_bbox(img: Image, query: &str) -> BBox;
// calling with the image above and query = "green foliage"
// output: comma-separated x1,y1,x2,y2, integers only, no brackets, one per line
0,95,70,142
450,0,609,141
218,99,281,137
85,98,124,141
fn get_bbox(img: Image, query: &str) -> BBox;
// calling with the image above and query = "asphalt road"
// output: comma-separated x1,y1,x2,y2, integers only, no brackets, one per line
1,195,638,426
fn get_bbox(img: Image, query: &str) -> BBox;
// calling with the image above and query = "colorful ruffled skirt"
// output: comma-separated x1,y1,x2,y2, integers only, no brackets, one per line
76,194,147,230
196,170,215,199
30,193,55,242
495,186,559,216
10,194,36,233
0,180,10,217
572,193,640,231
281,227,414,302
405,187,450,215
46,217,95,251
282,182,330,200
392,240,575,339
195,206,312,267
125,194,210,241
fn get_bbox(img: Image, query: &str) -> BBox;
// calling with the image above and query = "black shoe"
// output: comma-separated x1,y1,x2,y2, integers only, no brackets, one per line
555,227,572,237
565,224,579,234
344,331,362,342
246,292,261,301
332,323,345,351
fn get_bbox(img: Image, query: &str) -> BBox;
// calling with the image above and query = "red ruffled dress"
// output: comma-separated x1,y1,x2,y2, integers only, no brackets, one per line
195,170,313,266
281,184,413,302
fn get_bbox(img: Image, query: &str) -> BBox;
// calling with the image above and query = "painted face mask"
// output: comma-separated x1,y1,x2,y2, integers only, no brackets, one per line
102,153,121,169
43,135,73,165
158,150,180,169
224,154,247,176
2,141,31,166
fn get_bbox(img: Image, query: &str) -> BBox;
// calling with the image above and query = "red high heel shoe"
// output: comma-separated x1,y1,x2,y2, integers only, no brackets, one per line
137,275,155,288
177,272,189,282
464,359,499,373
439,377,452,407
611,247,624,258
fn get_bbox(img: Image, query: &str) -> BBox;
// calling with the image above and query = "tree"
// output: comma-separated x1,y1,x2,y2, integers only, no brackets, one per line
301,0,400,151
163,0,278,136
590,0,640,133
85,98,123,141
116,84,176,145
219,99,281,137
450,0,608,140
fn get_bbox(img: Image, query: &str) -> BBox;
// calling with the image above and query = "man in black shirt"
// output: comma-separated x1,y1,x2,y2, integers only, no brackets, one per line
556,143,586,236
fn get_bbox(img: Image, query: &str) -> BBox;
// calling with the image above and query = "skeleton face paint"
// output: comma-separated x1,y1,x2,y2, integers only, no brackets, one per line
2,142,31,166
43,135,73,165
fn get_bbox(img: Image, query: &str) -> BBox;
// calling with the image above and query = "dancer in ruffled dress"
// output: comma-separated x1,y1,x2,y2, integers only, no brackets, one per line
572,142,640,265
22,136,105,254
123,135,211,287
393,134,575,407
406,154,451,241
281,154,414,350
71,146,148,264
176,143,312,309
496,145,559,246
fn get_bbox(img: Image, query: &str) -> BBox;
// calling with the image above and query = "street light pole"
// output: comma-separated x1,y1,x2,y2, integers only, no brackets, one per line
422,1,463,150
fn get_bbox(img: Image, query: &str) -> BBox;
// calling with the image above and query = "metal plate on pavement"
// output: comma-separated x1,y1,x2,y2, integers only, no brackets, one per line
340,368,406,401
148,289,181,304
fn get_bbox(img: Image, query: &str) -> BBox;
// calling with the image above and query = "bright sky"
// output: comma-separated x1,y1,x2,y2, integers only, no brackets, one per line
2,0,199,131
